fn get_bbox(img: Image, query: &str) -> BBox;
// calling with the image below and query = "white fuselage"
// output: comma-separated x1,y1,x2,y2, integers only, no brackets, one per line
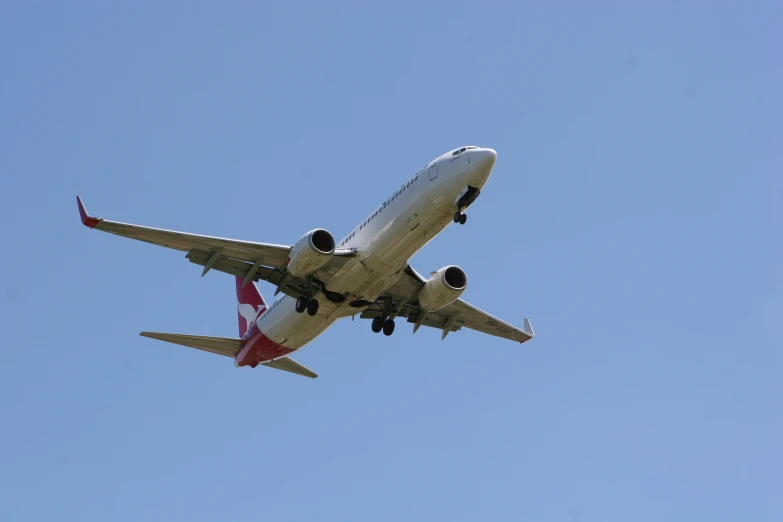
251,147,497,355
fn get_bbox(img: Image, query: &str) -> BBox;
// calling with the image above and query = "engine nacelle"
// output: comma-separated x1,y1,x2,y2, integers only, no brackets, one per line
418,265,468,311
286,229,336,277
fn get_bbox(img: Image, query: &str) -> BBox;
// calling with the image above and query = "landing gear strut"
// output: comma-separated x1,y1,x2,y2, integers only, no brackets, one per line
295,295,319,316
453,186,479,226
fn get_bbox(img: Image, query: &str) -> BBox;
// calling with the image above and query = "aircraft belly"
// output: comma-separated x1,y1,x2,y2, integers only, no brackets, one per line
321,194,453,312
327,264,400,301
281,314,331,349
354,198,425,270
317,177,473,319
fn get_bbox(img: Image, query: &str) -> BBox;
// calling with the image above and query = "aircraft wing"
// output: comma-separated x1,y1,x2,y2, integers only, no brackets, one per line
359,266,535,343
77,196,354,298
78,196,292,267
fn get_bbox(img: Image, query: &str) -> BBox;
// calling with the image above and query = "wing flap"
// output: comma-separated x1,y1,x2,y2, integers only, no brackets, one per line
186,250,284,286
360,308,461,332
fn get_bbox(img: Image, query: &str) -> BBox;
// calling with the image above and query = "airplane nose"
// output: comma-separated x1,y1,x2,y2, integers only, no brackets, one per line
470,148,496,172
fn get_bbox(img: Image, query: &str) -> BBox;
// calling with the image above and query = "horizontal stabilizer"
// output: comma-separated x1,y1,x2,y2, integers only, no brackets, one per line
140,332,241,357
262,357,318,379
139,332,318,378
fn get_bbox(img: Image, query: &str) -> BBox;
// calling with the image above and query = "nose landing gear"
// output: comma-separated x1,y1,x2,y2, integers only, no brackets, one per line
453,186,479,226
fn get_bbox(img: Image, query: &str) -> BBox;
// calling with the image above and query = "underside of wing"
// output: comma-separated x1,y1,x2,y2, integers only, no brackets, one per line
359,265,535,344
441,299,535,343
78,196,292,267
77,196,356,299
185,249,355,301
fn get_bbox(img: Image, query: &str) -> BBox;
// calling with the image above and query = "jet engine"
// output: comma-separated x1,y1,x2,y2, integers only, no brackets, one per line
286,229,336,277
418,265,468,311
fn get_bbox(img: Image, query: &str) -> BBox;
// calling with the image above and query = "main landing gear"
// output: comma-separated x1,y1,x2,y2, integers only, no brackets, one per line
371,316,395,336
453,211,467,225
295,295,319,316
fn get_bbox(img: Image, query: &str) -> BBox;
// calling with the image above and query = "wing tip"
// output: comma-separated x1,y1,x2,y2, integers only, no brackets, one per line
76,195,101,228
523,317,535,340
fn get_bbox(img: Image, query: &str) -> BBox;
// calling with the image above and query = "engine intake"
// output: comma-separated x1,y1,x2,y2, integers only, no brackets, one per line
286,229,336,277
418,265,468,311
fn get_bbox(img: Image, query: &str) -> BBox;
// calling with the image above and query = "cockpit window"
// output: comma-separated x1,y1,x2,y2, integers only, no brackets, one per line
452,146,479,156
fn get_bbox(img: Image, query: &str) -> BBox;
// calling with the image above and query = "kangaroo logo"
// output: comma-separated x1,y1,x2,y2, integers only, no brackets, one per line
238,302,265,329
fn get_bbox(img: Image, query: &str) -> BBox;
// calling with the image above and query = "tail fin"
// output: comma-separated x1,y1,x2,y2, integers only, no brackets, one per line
236,276,267,336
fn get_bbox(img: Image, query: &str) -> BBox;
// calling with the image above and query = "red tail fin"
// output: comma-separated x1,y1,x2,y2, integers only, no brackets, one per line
236,276,267,336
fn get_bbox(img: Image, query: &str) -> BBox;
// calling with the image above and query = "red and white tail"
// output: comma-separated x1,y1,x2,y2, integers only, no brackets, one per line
235,276,267,336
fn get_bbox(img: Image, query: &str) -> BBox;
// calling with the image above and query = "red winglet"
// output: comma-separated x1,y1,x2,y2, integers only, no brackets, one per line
76,196,101,228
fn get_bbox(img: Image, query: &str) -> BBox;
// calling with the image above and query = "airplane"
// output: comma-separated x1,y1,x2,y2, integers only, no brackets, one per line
77,146,534,379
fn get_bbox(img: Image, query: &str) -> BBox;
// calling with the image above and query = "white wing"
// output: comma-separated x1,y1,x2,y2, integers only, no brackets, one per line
77,196,354,298
359,266,535,343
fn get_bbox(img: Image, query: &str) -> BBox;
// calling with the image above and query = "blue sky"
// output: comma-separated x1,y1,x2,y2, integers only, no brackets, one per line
0,2,780,521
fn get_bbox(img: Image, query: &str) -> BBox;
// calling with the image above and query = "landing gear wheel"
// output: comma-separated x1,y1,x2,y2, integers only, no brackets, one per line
382,319,395,336
307,299,319,316
459,213,467,225
371,316,384,333
295,296,308,314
